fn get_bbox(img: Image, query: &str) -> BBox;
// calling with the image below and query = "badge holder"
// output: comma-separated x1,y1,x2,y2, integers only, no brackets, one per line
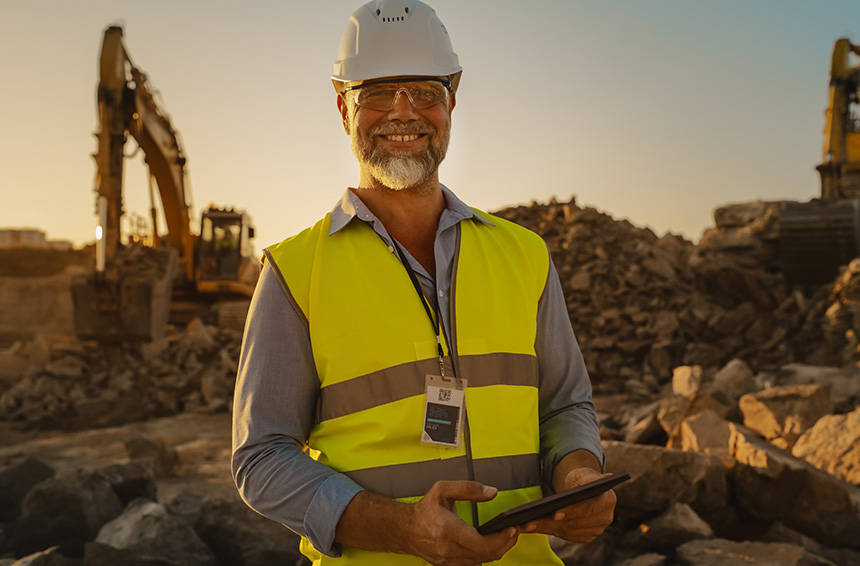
422,375,467,448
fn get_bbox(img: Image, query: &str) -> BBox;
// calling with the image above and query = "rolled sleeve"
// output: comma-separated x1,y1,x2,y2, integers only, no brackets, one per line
535,257,604,494
231,262,364,557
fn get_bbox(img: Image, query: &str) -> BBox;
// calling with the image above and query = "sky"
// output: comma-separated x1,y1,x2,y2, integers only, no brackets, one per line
1,0,859,253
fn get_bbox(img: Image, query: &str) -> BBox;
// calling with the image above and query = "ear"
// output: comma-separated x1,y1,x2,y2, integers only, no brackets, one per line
449,91,456,114
337,94,351,134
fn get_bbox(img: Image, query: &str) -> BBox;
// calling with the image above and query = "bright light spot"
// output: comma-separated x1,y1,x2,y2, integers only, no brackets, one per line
96,226,103,240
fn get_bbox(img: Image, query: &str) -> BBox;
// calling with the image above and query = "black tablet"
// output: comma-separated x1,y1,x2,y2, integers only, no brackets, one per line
477,471,630,535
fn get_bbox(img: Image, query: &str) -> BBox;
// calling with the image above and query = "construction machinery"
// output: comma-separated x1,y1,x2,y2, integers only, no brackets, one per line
72,25,258,341
779,38,860,285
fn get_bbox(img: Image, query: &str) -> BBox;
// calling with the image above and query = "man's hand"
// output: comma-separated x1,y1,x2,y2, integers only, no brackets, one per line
406,481,519,566
520,467,617,543
336,480,518,566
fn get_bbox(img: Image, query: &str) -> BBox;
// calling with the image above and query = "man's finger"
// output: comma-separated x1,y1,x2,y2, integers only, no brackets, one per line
431,480,499,503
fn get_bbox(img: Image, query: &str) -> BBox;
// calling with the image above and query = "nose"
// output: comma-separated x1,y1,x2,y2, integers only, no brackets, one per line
387,89,420,119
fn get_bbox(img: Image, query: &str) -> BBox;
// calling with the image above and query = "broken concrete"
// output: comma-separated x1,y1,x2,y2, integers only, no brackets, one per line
739,383,833,449
602,440,729,521
730,423,860,548
792,408,860,486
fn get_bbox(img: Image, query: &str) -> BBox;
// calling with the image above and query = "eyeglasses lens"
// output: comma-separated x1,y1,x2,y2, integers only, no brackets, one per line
356,82,449,111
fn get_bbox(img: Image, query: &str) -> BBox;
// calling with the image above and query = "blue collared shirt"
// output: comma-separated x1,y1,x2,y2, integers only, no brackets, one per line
231,186,602,557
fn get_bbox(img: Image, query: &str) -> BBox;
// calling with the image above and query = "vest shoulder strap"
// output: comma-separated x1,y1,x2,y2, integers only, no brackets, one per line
265,214,332,321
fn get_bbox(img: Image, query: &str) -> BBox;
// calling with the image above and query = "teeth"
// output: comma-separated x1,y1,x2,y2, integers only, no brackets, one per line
386,134,420,142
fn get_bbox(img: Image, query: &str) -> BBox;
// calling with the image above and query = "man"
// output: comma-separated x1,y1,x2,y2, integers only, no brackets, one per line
231,1,616,564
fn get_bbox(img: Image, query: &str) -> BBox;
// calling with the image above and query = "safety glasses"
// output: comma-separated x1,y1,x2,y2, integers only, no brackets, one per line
343,78,452,111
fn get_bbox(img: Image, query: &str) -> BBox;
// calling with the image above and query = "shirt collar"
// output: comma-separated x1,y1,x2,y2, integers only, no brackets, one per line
328,184,494,236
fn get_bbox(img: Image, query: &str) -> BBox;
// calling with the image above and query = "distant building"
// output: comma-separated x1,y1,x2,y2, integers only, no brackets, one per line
0,228,73,250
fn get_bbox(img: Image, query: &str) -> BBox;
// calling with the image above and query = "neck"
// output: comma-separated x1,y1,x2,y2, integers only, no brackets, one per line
351,180,445,277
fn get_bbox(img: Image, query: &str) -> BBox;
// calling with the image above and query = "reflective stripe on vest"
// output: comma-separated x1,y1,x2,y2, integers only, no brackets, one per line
267,209,562,565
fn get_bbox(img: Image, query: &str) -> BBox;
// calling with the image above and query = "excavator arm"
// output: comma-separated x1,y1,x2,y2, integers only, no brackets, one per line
74,25,257,341
95,26,194,281
819,38,860,199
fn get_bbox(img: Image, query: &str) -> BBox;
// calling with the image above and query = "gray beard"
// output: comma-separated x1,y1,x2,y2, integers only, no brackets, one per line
351,121,450,191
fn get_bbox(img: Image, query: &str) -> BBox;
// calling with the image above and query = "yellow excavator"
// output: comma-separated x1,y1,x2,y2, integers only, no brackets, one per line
72,26,259,341
780,38,860,285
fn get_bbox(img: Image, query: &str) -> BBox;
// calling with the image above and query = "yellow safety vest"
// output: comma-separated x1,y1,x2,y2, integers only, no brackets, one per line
267,209,562,565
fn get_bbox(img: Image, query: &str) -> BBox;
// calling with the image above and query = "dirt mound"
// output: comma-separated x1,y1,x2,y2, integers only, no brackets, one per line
0,247,92,277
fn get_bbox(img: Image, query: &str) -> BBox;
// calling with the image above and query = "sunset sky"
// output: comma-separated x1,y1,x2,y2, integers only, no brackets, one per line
1,0,858,252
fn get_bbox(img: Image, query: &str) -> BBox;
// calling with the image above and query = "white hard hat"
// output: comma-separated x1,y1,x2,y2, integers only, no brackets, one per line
332,0,462,92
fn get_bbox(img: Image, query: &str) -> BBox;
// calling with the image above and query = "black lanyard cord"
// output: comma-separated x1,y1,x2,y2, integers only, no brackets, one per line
389,237,452,377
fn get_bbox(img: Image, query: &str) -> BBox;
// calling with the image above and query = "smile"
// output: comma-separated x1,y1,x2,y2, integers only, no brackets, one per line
383,134,422,142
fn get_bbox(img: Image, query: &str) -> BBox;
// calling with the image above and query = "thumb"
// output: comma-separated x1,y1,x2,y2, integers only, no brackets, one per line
433,480,499,503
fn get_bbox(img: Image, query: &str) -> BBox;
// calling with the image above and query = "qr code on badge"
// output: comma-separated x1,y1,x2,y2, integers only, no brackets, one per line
438,388,452,402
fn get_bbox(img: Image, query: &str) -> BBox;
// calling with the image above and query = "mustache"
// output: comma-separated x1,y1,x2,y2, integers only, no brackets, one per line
369,121,436,137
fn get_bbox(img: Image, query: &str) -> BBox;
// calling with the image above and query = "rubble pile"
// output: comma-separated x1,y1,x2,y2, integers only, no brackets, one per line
492,197,841,393
2,356,859,565
553,358,860,566
0,454,306,566
0,319,240,430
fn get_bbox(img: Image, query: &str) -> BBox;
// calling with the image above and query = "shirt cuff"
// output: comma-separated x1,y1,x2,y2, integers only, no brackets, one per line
303,473,365,557
542,435,606,495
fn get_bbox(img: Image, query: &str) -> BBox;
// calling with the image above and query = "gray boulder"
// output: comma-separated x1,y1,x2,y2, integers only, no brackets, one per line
0,458,55,523
602,440,729,521
95,499,215,566
10,472,122,557
83,541,178,566
622,502,713,550
676,539,834,566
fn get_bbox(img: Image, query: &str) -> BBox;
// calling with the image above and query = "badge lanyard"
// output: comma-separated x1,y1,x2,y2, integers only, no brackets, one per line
389,238,453,378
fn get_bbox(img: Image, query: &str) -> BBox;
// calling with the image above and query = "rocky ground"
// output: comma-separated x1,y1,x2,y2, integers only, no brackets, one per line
2,198,860,565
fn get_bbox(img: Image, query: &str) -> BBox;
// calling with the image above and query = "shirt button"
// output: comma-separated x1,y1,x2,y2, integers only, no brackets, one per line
438,290,444,298
387,245,394,253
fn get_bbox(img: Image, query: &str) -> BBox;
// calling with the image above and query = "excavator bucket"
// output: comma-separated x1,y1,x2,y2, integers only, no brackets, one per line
779,199,860,286
71,247,178,342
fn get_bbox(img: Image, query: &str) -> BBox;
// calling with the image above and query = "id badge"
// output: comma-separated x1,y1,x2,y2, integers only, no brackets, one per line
422,375,467,448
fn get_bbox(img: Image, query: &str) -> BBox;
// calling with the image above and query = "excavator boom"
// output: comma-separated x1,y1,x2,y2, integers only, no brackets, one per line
73,26,257,341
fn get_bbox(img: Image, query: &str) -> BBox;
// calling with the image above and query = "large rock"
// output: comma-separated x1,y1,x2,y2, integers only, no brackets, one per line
548,532,611,566
672,366,702,399
0,350,33,387
84,542,177,566
622,502,713,550
191,495,305,566
730,423,860,547
676,539,834,566
10,472,122,557
776,364,860,413
95,499,216,566
792,408,860,486
739,383,833,449
611,554,667,566
95,463,158,507
762,522,860,566
0,458,55,523
123,431,178,477
679,410,733,470
711,358,756,405
602,440,729,521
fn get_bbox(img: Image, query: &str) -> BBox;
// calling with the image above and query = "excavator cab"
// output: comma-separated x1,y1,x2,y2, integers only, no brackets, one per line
196,207,258,296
